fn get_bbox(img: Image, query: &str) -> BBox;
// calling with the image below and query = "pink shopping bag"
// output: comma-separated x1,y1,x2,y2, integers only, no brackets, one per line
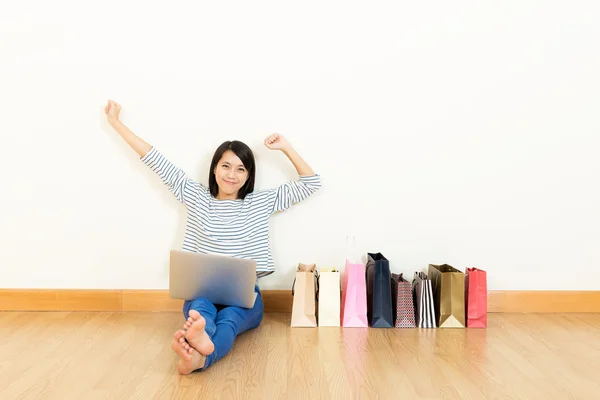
341,259,368,327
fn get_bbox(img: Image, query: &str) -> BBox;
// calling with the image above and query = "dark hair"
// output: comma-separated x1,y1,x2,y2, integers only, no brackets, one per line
209,140,256,199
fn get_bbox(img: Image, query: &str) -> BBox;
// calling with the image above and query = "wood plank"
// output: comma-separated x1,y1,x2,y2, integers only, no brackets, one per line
262,290,293,313
54,290,122,311
121,290,183,312
0,289,121,311
487,290,600,313
0,290,57,310
1,289,599,313
2,312,599,399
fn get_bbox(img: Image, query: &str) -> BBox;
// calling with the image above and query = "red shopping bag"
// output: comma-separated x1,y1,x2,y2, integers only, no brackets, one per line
465,268,487,328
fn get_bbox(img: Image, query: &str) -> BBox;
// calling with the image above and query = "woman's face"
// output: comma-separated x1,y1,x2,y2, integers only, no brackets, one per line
213,150,249,199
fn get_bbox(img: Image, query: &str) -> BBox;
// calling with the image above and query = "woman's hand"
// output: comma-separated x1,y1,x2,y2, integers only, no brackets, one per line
265,134,314,176
264,133,291,151
103,100,152,157
104,100,121,122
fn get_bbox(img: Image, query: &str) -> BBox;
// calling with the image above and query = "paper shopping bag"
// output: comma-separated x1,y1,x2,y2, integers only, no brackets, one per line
366,252,394,328
412,272,436,328
291,263,319,327
391,273,416,328
318,268,341,326
465,267,487,328
341,259,368,327
428,264,466,328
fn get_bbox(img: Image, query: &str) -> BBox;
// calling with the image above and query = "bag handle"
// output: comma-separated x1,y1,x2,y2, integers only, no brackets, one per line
314,269,319,300
292,266,320,301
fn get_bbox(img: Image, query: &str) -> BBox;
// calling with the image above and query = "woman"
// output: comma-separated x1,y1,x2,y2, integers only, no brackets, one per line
104,100,321,374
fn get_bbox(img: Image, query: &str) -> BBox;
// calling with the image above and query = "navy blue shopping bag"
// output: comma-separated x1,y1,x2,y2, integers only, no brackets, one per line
366,252,394,328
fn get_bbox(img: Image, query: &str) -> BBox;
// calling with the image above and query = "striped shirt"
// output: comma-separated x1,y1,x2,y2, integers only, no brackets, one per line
141,147,322,277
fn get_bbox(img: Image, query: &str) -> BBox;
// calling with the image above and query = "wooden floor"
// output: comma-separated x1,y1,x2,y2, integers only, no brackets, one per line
1,313,599,400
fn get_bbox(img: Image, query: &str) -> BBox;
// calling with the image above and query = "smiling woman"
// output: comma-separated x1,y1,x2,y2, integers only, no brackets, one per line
209,141,255,201
104,100,322,375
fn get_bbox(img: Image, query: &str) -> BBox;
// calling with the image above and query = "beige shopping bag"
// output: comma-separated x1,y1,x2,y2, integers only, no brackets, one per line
318,268,341,327
291,263,319,327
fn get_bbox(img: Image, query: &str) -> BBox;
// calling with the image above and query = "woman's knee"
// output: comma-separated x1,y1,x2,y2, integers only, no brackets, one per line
249,310,264,330
183,297,216,319
243,300,265,332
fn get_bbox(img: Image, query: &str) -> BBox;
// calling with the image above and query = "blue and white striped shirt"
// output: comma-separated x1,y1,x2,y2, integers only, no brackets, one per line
141,147,322,277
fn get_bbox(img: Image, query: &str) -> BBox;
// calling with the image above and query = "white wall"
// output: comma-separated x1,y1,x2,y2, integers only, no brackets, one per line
1,1,599,291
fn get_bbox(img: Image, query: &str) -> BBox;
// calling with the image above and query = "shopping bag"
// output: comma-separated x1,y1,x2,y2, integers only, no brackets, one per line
465,267,487,328
341,259,368,327
428,264,466,328
412,272,436,328
291,263,319,327
366,252,394,328
318,268,341,326
391,273,416,328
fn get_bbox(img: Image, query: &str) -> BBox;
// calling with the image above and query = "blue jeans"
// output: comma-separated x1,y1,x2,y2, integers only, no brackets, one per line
182,284,264,371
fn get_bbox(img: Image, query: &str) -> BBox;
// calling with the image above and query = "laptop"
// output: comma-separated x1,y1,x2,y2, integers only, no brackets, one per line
169,249,258,308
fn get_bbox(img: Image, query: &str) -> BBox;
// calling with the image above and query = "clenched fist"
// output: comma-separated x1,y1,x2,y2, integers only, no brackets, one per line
104,100,121,122
264,133,290,151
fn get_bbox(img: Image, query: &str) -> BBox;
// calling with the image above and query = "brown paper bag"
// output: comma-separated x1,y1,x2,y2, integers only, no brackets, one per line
291,263,319,327
428,264,465,328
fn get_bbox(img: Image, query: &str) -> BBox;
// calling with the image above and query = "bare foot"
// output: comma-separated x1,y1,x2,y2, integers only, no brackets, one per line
171,330,206,375
183,310,215,355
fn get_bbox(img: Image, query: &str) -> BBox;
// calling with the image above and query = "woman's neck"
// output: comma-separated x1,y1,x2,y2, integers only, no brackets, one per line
216,192,238,200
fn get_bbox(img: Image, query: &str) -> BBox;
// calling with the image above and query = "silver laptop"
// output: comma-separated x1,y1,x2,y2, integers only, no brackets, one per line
169,249,258,308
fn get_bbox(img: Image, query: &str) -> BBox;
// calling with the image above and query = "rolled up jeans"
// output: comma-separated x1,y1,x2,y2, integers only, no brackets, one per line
182,284,264,371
